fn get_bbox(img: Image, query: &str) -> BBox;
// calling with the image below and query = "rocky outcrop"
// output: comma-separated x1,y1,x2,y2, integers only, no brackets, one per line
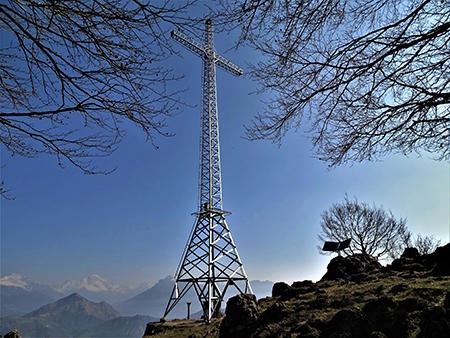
321,253,382,281
143,246,450,338
387,242,450,275
4,331,21,338
216,247,450,338
271,282,292,297
219,294,259,338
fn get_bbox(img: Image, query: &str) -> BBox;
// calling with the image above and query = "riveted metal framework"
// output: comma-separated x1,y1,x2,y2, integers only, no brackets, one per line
164,19,252,322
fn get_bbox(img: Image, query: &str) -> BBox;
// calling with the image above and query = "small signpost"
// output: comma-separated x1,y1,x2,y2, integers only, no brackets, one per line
322,238,351,255
187,302,191,320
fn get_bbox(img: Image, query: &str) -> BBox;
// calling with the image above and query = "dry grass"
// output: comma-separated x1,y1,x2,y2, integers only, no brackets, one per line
143,270,450,338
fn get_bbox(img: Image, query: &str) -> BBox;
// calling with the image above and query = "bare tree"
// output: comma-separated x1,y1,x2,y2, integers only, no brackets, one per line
318,195,408,260
213,0,450,167
0,0,200,198
413,233,442,255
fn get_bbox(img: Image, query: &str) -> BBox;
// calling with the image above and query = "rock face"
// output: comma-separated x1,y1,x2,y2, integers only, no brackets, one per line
219,294,259,338
321,253,382,281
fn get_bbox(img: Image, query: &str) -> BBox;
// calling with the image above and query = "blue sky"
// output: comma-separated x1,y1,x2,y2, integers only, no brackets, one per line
1,2,449,288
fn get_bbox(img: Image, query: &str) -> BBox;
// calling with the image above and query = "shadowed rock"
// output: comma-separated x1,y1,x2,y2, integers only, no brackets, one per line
321,254,382,281
418,306,450,338
219,294,259,338
4,331,21,338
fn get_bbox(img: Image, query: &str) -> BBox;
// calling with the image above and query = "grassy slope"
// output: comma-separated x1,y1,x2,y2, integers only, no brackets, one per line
143,269,450,338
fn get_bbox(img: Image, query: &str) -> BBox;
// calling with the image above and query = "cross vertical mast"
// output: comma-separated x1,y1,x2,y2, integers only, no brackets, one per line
200,19,222,212
164,19,252,322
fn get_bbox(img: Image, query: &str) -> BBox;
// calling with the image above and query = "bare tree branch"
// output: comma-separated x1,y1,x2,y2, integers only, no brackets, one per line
212,0,450,167
0,0,201,198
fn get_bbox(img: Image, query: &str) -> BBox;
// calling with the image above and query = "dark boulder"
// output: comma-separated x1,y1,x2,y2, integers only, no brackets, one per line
258,301,287,325
363,296,418,338
388,243,450,274
422,243,450,275
219,294,259,338
389,247,424,272
418,306,450,338
363,297,397,335
401,247,421,259
4,331,21,338
321,254,381,281
323,307,368,337
271,282,292,297
291,280,318,294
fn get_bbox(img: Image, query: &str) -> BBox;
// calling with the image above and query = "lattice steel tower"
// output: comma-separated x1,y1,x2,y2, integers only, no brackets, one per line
163,19,252,322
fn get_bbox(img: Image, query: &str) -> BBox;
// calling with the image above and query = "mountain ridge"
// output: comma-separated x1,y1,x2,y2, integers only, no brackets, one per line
2,292,123,337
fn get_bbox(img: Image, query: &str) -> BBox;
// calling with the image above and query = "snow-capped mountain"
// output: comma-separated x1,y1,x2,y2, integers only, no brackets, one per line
0,273,153,316
0,273,38,290
1,274,64,317
52,274,153,303
55,274,121,293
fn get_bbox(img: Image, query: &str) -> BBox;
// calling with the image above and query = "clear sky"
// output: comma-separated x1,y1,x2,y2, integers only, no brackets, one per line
1,2,449,288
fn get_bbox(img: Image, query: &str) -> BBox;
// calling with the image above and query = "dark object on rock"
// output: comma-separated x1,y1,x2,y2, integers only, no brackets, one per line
322,238,351,252
4,331,21,338
219,294,259,338
321,254,382,281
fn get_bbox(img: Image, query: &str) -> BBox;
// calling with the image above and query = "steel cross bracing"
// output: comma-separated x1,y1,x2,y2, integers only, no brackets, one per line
164,19,252,322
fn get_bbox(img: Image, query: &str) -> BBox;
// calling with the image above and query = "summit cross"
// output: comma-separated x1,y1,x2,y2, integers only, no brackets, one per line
163,19,253,322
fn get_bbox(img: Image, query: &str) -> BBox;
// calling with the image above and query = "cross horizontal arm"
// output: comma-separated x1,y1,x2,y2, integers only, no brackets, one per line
171,29,243,77
215,54,243,77
171,29,205,58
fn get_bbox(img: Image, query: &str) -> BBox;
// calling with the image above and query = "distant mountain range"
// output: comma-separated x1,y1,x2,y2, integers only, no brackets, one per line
1,273,273,319
1,273,273,336
0,274,64,317
0,293,158,337
113,276,274,319
0,274,152,317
